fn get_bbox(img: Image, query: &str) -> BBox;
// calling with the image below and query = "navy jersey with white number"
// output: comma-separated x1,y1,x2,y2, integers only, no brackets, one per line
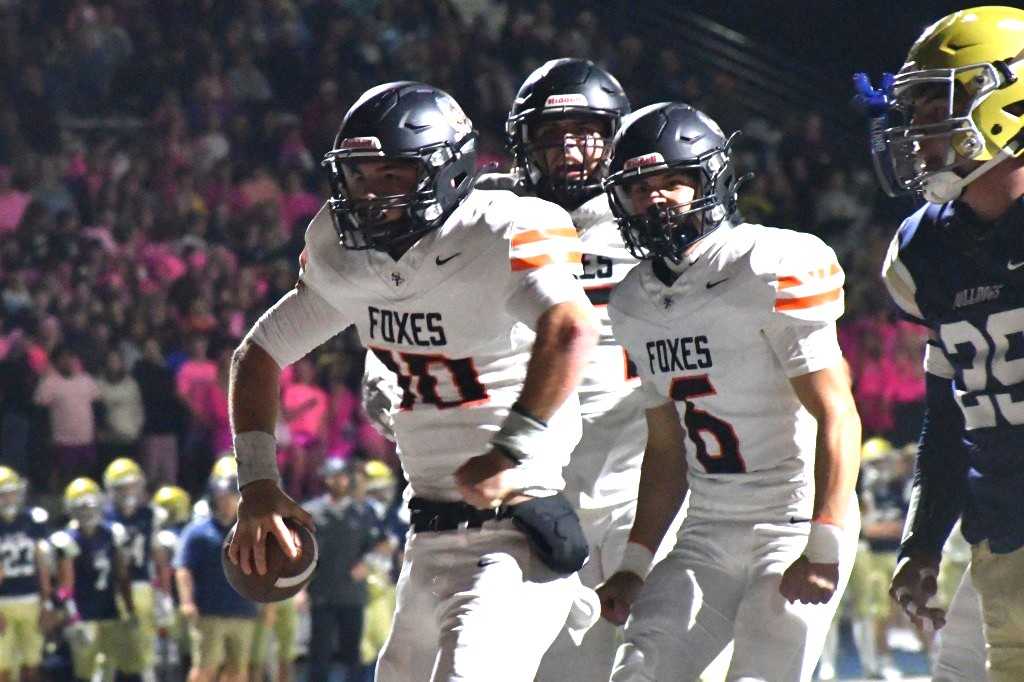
883,200,1024,551
50,523,125,620
0,508,48,597
105,505,155,582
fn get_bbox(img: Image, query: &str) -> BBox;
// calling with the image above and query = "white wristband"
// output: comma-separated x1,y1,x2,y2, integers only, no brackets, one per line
233,431,281,489
618,542,655,580
805,522,843,564
492,407,547,463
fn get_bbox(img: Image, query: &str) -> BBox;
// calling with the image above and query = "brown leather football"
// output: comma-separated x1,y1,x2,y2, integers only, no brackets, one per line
222,519,318,603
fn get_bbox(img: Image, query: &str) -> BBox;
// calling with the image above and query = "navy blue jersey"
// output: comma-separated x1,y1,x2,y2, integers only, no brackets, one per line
105,504,155,582
50,522,126,621
173,517,257,618
883,200,1024,551
0,508,49,597
858,461,909,553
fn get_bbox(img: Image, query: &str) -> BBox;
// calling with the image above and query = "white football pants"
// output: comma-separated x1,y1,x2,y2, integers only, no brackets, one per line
375,519,577,682
611,509,859,682
933,566,988,681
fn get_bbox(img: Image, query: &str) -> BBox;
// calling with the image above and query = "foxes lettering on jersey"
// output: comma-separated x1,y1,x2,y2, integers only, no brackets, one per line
252,190,586,502
248,185,592,682
609,222,859,682
611,223,845,522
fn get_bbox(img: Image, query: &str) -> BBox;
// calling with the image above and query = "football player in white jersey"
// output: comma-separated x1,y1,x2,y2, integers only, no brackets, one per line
595,102,862,682
225,82,599,682
479,57,657,682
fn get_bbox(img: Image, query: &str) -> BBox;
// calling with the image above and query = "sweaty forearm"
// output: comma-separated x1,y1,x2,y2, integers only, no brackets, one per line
630,443,688,553
229,340,281,435
516,302,597,421
811,399,861,525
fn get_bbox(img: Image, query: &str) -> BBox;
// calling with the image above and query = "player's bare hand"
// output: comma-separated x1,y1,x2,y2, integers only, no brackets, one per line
454,449,518,509
780,556,838,604
179,602,199,624
350,561,370,582
890,553,945,630
597,571,644,626
228,479,314,576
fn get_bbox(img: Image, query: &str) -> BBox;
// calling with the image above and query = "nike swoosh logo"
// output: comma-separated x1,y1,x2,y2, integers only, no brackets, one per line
436,252,462,266
1008,259,1024,270
706,277,729,289
789,517,812,524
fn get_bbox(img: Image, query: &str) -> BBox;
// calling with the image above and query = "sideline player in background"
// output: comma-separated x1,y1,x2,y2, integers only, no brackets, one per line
51,478,137,682
104,458,170,682
227,81,598,681
856,6,1024,681
152,485,193,679
0,466,52,682
596,102,862,681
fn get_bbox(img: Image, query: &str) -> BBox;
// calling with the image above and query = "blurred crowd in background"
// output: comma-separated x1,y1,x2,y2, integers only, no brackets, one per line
0,0,935,679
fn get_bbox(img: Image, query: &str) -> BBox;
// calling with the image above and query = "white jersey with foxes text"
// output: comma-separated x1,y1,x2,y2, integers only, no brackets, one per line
609,222,845,522
248,190,588,502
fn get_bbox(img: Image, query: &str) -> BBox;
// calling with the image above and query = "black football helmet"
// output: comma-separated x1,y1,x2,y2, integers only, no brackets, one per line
506,58,630,210
605,102,742,263
322,82,478,250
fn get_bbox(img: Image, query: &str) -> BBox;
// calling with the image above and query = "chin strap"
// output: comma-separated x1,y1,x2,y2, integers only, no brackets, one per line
925,133,1024,204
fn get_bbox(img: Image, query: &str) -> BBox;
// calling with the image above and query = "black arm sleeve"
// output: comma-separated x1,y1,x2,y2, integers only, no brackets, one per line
898,372,970,560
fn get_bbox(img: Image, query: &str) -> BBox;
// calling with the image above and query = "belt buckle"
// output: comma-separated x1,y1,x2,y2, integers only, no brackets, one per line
427,515,442,533
457,519,470,531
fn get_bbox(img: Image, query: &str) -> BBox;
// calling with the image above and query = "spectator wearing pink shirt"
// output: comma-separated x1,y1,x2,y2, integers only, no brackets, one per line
280,357,328,501
280,170,321,235
33,347,101,485
0,167,31,233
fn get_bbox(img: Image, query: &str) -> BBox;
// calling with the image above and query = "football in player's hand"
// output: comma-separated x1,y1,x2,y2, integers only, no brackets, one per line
222,519,318,603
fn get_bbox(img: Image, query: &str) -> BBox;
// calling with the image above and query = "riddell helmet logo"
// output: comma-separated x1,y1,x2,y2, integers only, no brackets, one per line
623,152,666,171
340,136,383,150
544,93,589,108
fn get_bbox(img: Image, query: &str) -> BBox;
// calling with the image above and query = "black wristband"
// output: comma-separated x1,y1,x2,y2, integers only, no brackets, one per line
510,402,547,428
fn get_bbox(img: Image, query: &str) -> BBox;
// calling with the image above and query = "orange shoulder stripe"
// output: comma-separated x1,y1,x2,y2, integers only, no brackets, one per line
511,251,583,271
774,287,841,311
511,227,578,248
777,263,842,290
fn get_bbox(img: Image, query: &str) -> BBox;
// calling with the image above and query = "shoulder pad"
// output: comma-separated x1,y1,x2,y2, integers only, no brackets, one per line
880,207,934,324
759,229,845,324
156,529,179,553
110,522,128,546
506,197,582,274
50,530,79,556
30,507,49,525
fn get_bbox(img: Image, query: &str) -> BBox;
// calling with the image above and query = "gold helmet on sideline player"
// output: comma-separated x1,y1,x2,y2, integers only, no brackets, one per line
152,485,192,526
0,466,26,522
64,477,105,531
103,457,146,515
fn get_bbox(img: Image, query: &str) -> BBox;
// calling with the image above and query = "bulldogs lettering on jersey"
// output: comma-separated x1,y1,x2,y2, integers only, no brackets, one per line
251,192,587,501
0,508,49,598
610,223,845,521
105,505,155,583
51,522,126,620
882,201,1024,551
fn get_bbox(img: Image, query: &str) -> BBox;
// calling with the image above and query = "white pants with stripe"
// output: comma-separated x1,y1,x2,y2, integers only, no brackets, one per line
611,510,858,682
375,519,577,682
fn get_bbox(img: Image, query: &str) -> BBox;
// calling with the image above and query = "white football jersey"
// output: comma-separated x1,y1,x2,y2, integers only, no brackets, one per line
249,190,588,502
476,173,646,507
609,222,845,522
